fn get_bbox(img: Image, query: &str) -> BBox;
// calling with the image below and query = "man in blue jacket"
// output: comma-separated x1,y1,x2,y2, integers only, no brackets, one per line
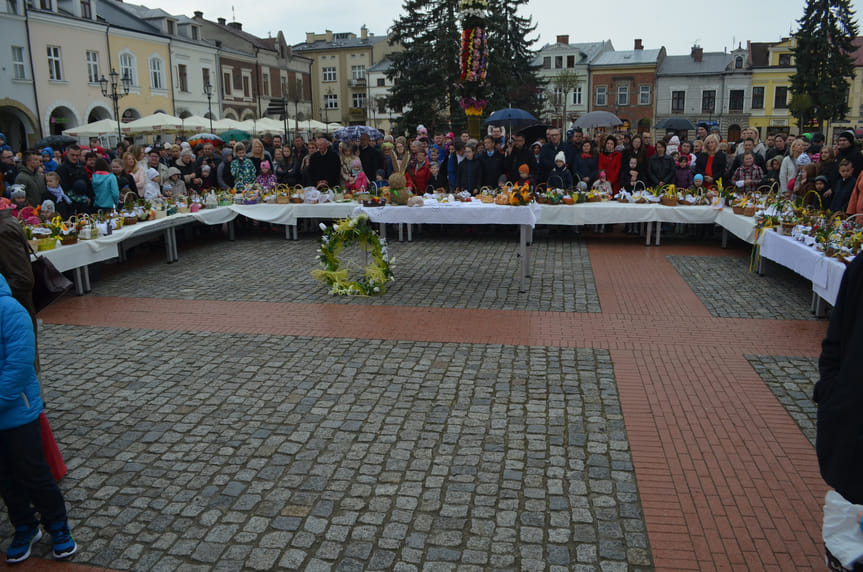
0,273,76,563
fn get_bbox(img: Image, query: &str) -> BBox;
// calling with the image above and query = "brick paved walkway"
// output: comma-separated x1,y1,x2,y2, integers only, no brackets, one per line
9,230,829,570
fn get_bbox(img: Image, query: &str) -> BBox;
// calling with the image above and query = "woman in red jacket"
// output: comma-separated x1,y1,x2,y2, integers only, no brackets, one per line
406,151,432,194
597,136,622,194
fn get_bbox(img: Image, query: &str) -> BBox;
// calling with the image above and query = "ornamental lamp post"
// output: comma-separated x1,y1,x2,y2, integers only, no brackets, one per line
99,68,131,143
203,81,214,133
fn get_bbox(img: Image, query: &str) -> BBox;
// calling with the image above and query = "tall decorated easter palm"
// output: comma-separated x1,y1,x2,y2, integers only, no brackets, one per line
457,0,489,139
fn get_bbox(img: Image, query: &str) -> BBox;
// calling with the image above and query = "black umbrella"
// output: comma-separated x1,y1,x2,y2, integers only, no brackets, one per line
655,117,697,131
483,108,538,133
517,124,551,146
35,135,77,150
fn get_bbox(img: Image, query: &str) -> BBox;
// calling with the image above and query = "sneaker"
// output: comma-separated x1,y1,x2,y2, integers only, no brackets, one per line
47,522,76,560
5,525,42,564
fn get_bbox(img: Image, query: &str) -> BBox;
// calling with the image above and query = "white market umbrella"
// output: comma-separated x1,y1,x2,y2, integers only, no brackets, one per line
180,115,214,133
62,118,121,138
122,112,184,135
211,118,245,132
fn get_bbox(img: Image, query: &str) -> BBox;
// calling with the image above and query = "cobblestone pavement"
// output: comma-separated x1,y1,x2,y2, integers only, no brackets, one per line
93,228,601,313
746,355,819,446
667,255,821,321
7,325,652,571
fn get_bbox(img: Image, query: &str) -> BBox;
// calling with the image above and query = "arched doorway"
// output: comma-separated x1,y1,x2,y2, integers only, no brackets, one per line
223,108,239,120
204,111,215,119
240,109,255,121
727,124,741,143
122,108,141,123
0,104,37,151
87,106,111,123
48,106,77,136
177,109,192,119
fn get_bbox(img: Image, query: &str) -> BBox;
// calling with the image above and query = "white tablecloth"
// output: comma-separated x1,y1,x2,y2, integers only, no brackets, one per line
356,202,540,227
37,240,119,272
535,202,721,226
760,230,846,306
715,210,757,244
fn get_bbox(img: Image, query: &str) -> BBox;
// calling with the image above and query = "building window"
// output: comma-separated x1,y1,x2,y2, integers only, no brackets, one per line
47,45,62,81
639,85,651,105
751,86,764,109
552,87,564,107
86,50,99,83
11,46,26,80
295,76,303,99
735,56,743,69
322,67,336,82
39,0,51,9
177,63,188,92
595,85,606,106
617,85,628,106
166,20,175,35
80,0,90,18
778,53,791,66
262,71,269,96
242,75,250,97
377,100,386,114
351,65,365,80
119,52,135,85
191,26,199,40
566,55,575,68
671,90,685,113
149,57,164,89
376,78,385,87
701,90,716,113
729,89,745,111
572,86,582,106
324,93,338,109
542,56,551,69
352,93,365,108
554,56,563,69
202,67,211,90
223,72,231,96
774,86,788,109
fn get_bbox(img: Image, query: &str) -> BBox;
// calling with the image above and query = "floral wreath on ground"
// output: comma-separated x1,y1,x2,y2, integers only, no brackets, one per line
311,213,394,296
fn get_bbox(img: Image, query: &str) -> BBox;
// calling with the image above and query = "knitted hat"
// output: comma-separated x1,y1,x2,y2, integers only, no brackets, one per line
446,132,455,140
518,164,530,174
350,158,362,169
838,130,856,143
147,167,159,180
554,151,566,163
796,153,811,166
222,148,233,158
41,199,55,212
10,187,26,198
260,160,270,171
694,174,704,182
815,175,829,184
166,166,181,177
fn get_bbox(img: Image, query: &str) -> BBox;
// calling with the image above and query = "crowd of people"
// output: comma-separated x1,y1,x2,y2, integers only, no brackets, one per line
3,122,863,218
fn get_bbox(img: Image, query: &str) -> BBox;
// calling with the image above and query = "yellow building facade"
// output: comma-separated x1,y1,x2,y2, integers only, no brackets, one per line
748,38,796,136
107,28,172,122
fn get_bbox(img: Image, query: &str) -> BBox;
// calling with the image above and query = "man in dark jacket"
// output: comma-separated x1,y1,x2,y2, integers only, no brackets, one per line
14,152,46,208
54,145,91,205
815,253,863,506
539,128,571,183
836,130,863,179
307,135,341,189
358,133,382,182
478,136,505,188
829,160,856,213
1,149,18,195
505,134,533,180
0,207,38,372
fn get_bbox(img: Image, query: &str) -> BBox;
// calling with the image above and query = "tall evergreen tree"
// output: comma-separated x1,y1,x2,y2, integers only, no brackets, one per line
483,0,542,114
387,0,461,134
790,0,859,131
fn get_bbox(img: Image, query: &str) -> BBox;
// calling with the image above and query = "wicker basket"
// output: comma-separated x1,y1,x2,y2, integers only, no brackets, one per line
177,207,191,214
124,216,138,225
732,206,745,215
779,222,795,236
60,235,78,246
479,194,494,203
743,206,756,217
276,196,292,204
562,196,574,205
587,195,602,203
660,196,678,207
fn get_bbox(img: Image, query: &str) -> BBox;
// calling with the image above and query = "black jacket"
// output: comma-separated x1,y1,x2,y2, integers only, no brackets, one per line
307,149,342,189
478,150,505,188
837,146,863,179
647,155,675,186
539,142,571,182
694,152,728,182
830,176,856,213
456,158,483,193
815,254,863,504
506,146,534,180
572,153,598,184
358,145,383,181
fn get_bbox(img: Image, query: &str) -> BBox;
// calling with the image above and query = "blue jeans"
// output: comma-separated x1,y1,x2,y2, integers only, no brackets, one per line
0,418,67,528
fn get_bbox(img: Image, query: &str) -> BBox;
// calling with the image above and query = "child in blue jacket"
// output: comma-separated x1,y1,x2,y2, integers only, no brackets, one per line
0,273,77,563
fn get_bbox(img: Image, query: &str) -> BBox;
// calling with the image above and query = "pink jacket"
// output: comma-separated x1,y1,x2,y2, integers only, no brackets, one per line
346,171,369,192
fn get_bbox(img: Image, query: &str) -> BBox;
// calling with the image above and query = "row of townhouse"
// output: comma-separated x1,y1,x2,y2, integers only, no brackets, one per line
0,0,312,150
536,35,863,141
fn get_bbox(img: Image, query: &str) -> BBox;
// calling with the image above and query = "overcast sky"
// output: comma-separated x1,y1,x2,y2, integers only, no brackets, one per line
145,0,863,56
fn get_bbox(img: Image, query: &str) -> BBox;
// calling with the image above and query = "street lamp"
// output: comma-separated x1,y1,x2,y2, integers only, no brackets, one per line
203,81,214,132
99,68,131,142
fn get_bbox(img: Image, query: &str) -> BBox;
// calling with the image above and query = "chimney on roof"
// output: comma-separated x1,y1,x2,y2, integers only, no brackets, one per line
306,32,315,43
193,10,202,19
691,45,703,62
325,29,333,42
217,17,226,25
228,21,242,31
556,35,569,45
361,25,367,40
634,38,643,50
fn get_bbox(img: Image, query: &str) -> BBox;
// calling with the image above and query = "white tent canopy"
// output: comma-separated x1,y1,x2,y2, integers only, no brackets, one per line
211,118,245,132
121,112,184,135
62,118,122,138
237,118,285,135
179,115,214,133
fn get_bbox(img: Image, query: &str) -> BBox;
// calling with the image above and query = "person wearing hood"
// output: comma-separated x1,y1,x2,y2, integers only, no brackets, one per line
162,167,187,198
14,152,47,208
216,147,234,190
0,272,77,564
547,151,573,189
142,168,162,201
835,130,863,179
40,148,57,173
91,158,119,209
0,133,12,154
